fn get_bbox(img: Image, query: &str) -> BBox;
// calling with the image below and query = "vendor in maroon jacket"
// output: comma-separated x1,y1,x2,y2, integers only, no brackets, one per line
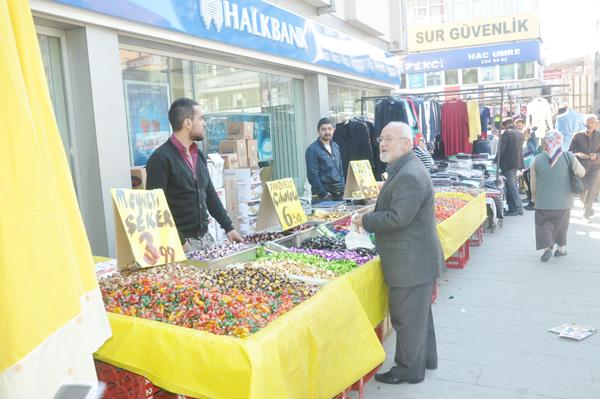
146,98,243,251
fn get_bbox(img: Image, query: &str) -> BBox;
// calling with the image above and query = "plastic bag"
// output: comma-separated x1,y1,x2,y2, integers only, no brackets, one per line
345,222,375,250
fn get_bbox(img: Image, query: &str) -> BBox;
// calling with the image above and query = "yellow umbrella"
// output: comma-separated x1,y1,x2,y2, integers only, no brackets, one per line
0,1,111,397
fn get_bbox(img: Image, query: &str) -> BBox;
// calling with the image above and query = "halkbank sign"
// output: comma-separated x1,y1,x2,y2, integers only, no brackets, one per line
53,0,402,84
408,14,540,52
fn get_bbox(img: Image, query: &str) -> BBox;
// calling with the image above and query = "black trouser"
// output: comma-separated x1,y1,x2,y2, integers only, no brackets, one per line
523,169,532,202
583,168,600,215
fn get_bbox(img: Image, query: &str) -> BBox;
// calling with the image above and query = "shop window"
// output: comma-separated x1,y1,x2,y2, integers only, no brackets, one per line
499,64,515,81
517,62,535,80
462,68,478,85
426,71,442,87
119,48,306,188
480,66,497,82
445,70,459,85
408,73,425,89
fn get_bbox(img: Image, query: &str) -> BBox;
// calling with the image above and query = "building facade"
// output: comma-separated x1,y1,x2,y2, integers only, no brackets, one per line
399,0,542,93
31,0,404,256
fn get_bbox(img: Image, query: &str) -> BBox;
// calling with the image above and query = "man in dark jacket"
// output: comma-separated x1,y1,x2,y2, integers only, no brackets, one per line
569,115,600,220
352,122,445,385
305,118,345,202
146,98,243,251
497,118,525,216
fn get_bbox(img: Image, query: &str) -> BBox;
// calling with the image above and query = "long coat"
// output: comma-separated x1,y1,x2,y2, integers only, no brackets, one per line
363,151,445,288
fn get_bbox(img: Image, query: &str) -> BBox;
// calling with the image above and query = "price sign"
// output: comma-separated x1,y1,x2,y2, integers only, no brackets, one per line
344,160,379,200
111,189,185,271
255,178,307,231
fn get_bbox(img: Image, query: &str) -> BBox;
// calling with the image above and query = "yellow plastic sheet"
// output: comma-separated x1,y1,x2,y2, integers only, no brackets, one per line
436,192,487,259
0,0,105,373
95,273,385,399
345,258,388,327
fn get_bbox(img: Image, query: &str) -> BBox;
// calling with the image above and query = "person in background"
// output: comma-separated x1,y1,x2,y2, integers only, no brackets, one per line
352,122,444,385
523,127,540,210
146,98,243,251
531,131,585,262
515,118,526,132
568,115,600,220
305,117,345,202
490,129,500,156
497,118,525,216
413,137,434,172
473,134,492,155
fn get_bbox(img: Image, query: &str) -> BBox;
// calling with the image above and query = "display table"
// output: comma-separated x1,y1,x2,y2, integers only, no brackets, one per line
436,192,487,260
93,262,385,399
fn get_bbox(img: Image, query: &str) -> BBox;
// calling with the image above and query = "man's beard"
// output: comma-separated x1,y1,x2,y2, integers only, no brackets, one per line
379,152,390,163
191,133,204,141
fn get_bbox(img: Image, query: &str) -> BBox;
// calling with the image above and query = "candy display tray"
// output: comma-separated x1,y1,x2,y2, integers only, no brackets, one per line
273,227,320,248
183,245,259,269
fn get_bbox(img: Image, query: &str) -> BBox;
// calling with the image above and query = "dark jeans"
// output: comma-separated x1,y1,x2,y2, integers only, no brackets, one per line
523,169,532,202
502,169,523,212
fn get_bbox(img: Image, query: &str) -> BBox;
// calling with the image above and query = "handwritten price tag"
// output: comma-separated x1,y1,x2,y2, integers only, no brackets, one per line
344,160,379,200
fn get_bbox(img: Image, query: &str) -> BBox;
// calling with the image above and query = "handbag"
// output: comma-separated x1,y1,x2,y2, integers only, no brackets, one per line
564,152,585,194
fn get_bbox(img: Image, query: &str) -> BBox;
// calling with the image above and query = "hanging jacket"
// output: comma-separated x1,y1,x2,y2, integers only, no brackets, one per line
333,120,374,180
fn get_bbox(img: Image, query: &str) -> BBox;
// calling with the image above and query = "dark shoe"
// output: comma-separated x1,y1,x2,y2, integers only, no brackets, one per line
541,249,553,262
426,364,438,370
517,210,524,215
374,371,424,385
505,211,519,216
554,249,567,257
524,203,535,211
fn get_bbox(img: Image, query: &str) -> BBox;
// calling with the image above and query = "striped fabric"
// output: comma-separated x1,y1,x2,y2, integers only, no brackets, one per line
414,146,434,171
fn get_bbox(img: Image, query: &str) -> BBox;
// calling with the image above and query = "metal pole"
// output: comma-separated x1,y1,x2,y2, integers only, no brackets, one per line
496,86,505,184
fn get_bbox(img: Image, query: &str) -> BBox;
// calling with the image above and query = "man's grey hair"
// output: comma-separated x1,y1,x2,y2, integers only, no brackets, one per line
385,122,413,140
586,114,598,124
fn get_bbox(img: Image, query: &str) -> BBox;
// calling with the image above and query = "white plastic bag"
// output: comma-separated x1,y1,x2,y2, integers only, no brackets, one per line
345,221,375,250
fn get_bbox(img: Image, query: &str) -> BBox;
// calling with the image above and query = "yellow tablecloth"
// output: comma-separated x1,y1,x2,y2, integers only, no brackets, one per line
436,192,487,259
92,193,485,398
94,266,385,399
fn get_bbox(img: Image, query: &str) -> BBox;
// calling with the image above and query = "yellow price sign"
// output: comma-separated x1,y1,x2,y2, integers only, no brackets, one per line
111,189,186,270
255,178,307,231
344,160,379,200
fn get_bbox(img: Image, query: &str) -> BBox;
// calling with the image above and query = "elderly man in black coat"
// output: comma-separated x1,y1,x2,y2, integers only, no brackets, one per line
352,122,445,384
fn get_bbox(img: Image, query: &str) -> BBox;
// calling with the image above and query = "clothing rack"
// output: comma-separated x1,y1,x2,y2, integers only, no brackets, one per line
357,84,569,183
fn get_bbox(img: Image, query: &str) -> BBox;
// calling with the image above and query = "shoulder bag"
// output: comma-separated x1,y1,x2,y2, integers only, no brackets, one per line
564,152,584,194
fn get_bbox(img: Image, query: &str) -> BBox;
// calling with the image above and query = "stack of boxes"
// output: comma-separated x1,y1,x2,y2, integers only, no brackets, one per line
218,122,259,170
223,168,262,235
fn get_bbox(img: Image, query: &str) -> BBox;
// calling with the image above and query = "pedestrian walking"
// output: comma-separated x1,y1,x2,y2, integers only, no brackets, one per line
497,118,525,216
531,131,585,262
523,127,540,210
568,115,600,220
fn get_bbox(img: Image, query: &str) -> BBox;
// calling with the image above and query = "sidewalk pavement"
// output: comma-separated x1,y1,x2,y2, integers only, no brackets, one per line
363,200,600,399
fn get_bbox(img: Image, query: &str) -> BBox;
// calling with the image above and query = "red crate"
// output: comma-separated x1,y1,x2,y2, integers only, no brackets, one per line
468,225,484,247
446,242,470,269
95,361,191,399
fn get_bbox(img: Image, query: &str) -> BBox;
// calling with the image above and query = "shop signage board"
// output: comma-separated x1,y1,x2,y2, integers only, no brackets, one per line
53,0,401,84
344,160,379,200
407,14,540,52
256,178,307,231
111,189,185,270
399,40,540,74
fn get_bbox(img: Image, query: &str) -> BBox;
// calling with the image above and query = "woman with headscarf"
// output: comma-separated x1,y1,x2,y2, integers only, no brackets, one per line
531,130,585,262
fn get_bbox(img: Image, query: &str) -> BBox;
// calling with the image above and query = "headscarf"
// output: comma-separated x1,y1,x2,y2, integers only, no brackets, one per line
543,130,563,167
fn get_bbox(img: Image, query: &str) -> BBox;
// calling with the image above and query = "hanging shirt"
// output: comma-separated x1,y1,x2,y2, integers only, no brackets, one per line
526,98,553,137
467,100,482,143
479,106,490,139
441,100,472,156
555,109,585,150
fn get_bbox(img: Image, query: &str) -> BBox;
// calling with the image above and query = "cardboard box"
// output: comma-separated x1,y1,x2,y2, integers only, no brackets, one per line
224,176,240,230
221,153,239,169
207,153,224,189
246,140,258,158
237,155,248,169
131,167,147,190
248,156,259,169
227,121,254,140
219,139,247,157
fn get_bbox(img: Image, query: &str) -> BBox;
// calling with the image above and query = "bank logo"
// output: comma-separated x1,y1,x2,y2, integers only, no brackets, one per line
200,0,224,32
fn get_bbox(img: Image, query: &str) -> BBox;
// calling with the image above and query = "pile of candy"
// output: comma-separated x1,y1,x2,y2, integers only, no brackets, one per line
244,232,287,244
99,264,316,338
289,248,373,265
309,209,348,222
435,197,469,222
250,258,338,280
301,236,347,251
260,252,358,275
435,186,484,197
187,242,255,261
